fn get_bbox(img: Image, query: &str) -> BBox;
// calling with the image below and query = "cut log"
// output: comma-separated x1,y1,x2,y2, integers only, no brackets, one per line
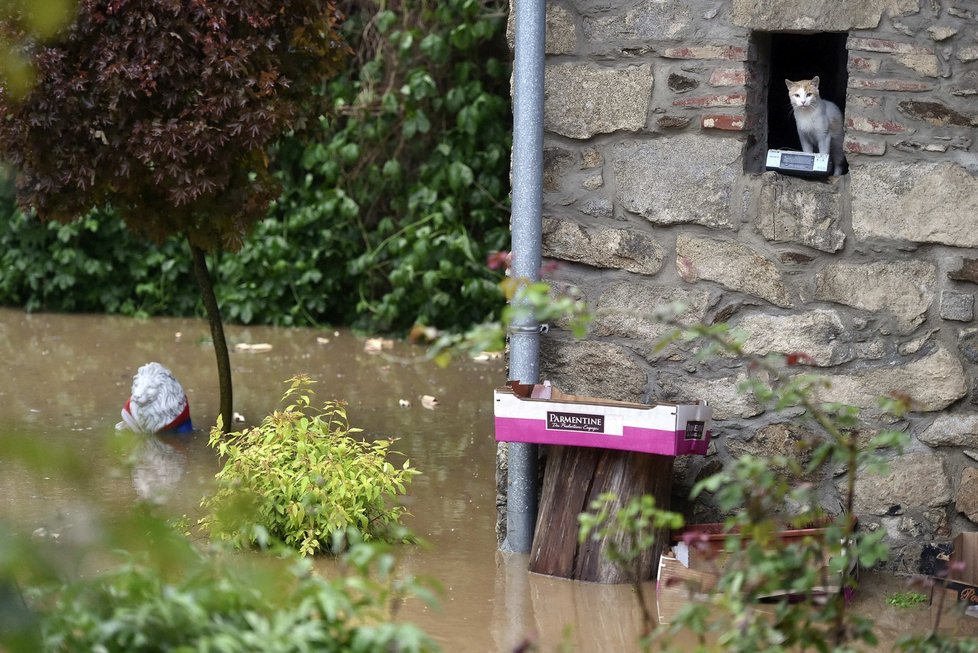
529,445,673,583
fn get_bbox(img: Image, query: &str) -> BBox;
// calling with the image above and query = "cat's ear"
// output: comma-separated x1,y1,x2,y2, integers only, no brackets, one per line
811,75,820,88
785,79,794,89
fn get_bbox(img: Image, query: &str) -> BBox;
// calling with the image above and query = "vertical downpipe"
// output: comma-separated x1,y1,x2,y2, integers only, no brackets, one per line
503,0,545,554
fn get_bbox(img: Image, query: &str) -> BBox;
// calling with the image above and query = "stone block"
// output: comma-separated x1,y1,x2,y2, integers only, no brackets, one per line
579,197,612,218
848,37,935,55
734,309,853,366
956,468,978,525
731,0,920,30
949,258,978,286
657,371,762,420
958,46,978,63
849,56,882,73
661,46,747,61
700,114,746,130
844,135,886,155
541,217,664,275
541,339,647,403
506,2,576,55
591,282,712,342
677,234,793,308
755,172,846,252
708,67,747,87
941,290,975,322
668,73,699,92
847,95,883,110
726,422,816,470
544,63,653,139
848,78,934,92
894,53,941,77
851,161,978,247
672,93,746,108
846,115,912,134
853,452,951,516
583,1,694,48
919,414,978,448
927,25,958,41
813,260,935,333
815,345,966,412
897,100,976,127
614,135,741,229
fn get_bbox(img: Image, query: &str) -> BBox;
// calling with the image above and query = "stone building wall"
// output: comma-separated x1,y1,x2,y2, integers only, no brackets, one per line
509,0,978,571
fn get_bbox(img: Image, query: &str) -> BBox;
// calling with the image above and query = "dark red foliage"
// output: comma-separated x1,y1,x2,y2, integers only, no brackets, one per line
0,0,348,250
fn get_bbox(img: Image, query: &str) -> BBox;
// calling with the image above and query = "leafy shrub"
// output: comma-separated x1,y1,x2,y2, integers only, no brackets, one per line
0,0,511,334
40,537,437,653
200,376,419,555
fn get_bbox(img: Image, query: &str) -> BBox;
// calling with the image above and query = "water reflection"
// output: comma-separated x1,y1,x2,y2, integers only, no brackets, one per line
131,434,189,505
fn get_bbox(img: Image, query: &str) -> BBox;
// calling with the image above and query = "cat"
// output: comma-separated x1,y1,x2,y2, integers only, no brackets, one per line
785,76,846,175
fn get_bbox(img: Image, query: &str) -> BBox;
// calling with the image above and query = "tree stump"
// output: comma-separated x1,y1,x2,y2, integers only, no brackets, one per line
528,445,673,583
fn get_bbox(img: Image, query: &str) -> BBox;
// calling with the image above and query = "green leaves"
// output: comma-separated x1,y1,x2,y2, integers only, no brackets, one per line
199,376,420,556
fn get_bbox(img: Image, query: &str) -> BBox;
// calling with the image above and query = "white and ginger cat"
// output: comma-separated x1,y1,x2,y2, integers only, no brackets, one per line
785,76,846,175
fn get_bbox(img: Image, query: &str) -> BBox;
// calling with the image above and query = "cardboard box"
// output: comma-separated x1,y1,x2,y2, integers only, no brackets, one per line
656,522,854,625
493,381,712,457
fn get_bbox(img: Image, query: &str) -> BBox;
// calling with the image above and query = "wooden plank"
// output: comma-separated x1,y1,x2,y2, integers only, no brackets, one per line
529,445,673,583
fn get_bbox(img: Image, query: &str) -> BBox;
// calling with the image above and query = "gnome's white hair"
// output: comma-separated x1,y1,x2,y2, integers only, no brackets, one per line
118,362,188,434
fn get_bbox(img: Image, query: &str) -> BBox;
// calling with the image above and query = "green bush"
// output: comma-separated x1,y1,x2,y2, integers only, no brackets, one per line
40,539,437,653
200,376,419,555
0,0,511,333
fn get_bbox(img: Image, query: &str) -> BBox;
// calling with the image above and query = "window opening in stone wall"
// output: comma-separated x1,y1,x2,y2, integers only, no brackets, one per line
747,32,849,176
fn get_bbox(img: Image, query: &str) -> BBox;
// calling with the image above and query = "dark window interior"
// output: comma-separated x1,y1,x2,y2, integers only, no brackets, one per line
766,32,849,152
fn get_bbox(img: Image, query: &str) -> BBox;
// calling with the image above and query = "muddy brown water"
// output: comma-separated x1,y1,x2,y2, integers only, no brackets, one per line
1,308,974,651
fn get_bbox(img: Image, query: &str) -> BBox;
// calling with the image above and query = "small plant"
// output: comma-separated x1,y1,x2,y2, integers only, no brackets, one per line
200,375,420,555
39,536,437,653
887,591,928,609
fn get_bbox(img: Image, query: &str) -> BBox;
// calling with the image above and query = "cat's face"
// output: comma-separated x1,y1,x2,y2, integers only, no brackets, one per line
785,76,821,108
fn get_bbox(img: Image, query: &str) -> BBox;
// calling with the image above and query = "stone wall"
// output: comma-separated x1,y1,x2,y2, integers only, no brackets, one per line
507,0,978,571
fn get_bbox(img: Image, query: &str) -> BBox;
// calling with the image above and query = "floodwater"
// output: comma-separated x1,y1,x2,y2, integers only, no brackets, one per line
0,307,974,652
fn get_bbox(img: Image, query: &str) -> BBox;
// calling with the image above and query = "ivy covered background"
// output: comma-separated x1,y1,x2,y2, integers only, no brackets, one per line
0,0,510,334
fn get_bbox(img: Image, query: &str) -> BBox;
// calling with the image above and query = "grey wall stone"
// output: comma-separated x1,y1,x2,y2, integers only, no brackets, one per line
582,0,693,50
541,339,647,402
851,162,978,247
731,0,919,30
658,372,763,420
545,63,653,139
592,282,712,341
813,260,936,334
677,233,793,308
956,467,978,525
815,345,967,412
853,452,951,516
541,216,664,274
615,136,742,229
919,414,978,448
754,173,846,253
506,2,577,55
735,309,853,367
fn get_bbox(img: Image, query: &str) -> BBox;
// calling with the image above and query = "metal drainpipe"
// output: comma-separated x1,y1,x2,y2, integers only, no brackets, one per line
502,0,545,555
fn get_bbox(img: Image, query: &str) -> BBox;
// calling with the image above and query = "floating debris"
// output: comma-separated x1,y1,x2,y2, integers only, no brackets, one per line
473,351,504,362
316,336,330,345
421,395,439,410
398,399,411,408
364,337,394,354
234,343,273,353
233,412,246,423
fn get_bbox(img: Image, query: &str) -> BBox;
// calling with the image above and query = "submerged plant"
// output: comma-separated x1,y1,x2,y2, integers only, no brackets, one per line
200,376,419,555
40,536,437,653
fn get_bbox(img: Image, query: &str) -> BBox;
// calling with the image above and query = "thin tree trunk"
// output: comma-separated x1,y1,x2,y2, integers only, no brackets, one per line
189,237,232,433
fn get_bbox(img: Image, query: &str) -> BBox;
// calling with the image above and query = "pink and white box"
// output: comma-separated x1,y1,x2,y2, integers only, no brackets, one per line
493,381,712,456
